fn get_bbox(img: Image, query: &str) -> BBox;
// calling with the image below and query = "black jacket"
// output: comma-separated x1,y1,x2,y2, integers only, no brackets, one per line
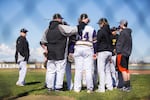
116,28,132,57
46,21,67,60
15,36,30,63
97,25,113,52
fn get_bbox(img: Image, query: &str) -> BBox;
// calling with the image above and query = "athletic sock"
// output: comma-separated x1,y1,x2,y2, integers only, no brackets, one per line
123,81,128,88
127,80,130,87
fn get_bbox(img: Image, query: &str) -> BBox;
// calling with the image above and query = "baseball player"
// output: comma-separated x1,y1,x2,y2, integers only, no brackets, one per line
96,18,113,93
41,13,77,91
116,19,132,92
110,27,119,88
65,34,76,90
93,59,98,88
15,28,30,86
73,13,97,93
40,21,75,89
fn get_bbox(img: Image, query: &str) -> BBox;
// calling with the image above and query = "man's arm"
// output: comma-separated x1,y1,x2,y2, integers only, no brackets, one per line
116,32,125,54
40,28,48,45
58,25,78,36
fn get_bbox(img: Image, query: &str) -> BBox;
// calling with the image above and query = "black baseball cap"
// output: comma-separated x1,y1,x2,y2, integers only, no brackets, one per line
20,28,28,33
53,13,63,19
80,13,88,20
110,27,118,32
97,18,108,24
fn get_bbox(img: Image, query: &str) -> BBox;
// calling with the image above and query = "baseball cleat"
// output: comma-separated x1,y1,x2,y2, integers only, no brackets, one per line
16,82,24,86
96,89,105,93
74,90,80,93
87,90,93,93
47,88,53,92
119,86,131,92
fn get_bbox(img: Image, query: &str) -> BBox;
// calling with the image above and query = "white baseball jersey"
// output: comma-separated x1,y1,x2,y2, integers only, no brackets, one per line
76,26,96,46
74,25,96,92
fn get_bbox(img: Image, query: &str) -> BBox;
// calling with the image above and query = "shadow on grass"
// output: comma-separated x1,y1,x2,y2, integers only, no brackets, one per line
25,81,41,85
2,81,43,100
6,87,46,100
4,81,68,100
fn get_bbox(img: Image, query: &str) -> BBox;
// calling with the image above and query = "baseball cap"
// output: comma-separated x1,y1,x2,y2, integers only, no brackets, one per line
119,19,128,26
110,27,118,32
97,18,108,24
53,13,63,19
20,28,28,33
97,19,102,24
80,13,88,20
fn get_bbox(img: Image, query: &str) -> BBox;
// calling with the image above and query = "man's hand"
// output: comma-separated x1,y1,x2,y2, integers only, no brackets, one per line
93,54,97,60
68,53,74,63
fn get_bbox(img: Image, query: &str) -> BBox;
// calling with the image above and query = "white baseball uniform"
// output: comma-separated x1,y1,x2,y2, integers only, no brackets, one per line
74,25,96,91
41,24,78,90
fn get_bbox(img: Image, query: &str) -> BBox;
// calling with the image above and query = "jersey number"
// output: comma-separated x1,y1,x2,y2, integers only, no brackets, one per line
82,32,89,41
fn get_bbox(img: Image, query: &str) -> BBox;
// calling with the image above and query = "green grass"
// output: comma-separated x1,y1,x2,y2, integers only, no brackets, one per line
0,69,150,100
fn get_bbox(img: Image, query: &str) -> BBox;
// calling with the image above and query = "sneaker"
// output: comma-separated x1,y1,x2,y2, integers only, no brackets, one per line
87,90,93,93
48,88,53,92
74,90,80,93
70,84,74,90
68,84,74,91
55,88,63,92
123,87,131,92
119,86,125,91
16,82,24,86
114,86,117,89
107,87,113,91
120,87,131,92
96,89,105,93
117,87,123,90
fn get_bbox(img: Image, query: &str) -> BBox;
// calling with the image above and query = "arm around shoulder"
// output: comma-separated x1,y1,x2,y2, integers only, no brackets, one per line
58,25,78,36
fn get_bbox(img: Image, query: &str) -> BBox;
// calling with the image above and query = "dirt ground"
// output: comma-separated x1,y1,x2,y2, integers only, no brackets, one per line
130,70,150,74
15,95,75,100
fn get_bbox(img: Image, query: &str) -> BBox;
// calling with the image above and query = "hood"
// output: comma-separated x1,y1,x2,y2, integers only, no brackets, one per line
78,22,87,31
78,22,87,35
102,25,111,34
123,28,132,36
78,22,87,29
49,21,61,29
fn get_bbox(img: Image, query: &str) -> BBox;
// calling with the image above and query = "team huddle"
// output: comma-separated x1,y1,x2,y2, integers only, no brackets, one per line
15,13,132,93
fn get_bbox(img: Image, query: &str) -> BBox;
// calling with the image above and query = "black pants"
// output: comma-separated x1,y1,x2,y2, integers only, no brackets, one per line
117,71,124,88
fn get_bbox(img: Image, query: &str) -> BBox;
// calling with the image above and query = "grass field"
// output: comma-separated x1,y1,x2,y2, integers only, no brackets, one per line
0,69,150,100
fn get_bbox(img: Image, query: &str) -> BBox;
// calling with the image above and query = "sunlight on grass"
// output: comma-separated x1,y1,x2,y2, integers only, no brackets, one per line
0,69,150,100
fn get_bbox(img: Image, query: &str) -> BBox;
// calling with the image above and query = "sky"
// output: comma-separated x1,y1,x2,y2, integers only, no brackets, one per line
0,0,150,63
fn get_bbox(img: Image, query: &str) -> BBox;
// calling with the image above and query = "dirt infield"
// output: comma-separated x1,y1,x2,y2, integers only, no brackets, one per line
130,70,150,74
15,95,75,100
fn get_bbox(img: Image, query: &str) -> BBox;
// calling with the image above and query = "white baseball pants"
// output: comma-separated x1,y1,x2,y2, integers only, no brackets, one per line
97,51,113,92
110,55,118,87
46,59,66,89
74,45,94,91
17,61,27,85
